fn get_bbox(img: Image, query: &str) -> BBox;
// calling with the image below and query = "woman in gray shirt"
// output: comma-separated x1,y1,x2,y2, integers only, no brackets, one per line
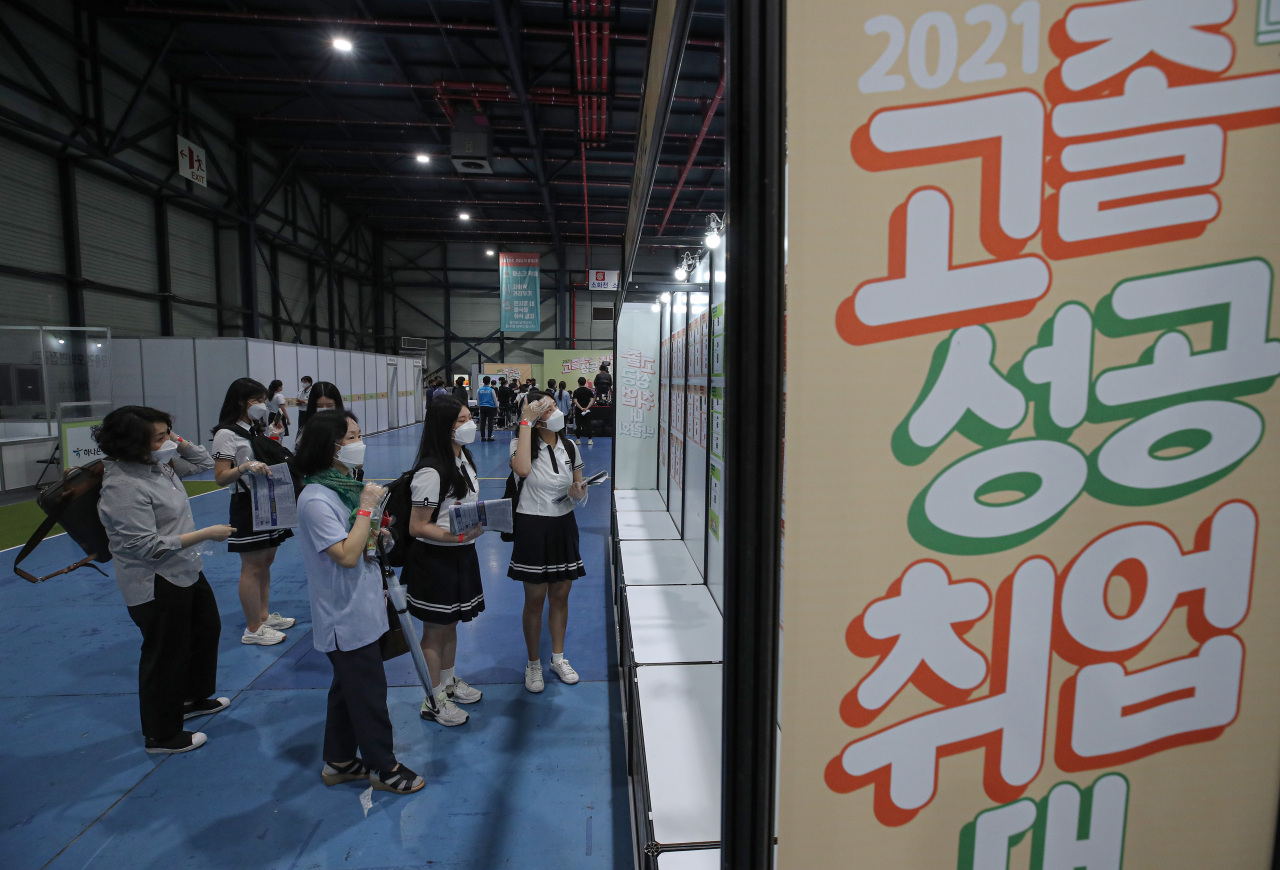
96,406,235,755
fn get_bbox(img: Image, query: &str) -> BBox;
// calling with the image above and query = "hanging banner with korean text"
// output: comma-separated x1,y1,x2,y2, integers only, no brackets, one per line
499,253,541,332
615,302,660,489
779,2,1280,868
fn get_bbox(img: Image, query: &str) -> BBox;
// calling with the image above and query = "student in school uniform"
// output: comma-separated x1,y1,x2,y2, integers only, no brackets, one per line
294,410,424,795
476,376,498,442
211,378,295,646
508,392,588,694
296,376,314,429
266,380,290,436
402,396,486,727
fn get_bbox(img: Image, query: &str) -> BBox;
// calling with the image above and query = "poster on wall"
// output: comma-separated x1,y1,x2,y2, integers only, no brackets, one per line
781,3,1280,869
499,253,541,332
481,363,532,384
542,350,615,382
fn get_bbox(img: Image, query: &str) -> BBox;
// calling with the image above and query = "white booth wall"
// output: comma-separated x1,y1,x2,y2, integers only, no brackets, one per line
112,337,422,450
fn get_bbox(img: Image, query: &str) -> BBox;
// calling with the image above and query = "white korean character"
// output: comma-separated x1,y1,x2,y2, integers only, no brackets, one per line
1093,259,1280,414
620,386,639,408
838,189,1051,345
1057,0,1234,93
895,326,1027,465
639,354,656,375
623,348,644,369
912,439,1087,554
1050,124,1223,252
1055,501,1253,769
1017,302,1093,437
827,558,1054,824
844,561,991,726
562,361,575,374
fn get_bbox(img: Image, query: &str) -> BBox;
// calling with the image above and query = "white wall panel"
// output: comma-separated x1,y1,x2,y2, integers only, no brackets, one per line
109,338,144,409
273,343,299,446
194,339,248,448
297,345,319,389
347,350,365,425
374,355,388,432
247,339,275,389
140,339,199,436
0,138,62,273
317,347,336,386
78,170,157,293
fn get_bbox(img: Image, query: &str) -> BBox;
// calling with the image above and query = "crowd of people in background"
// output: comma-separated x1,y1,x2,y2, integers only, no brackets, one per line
90,364,605,796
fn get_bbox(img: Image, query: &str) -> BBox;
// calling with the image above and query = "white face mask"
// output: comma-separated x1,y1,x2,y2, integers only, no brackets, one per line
152,440,179,465
247,402,270,423
543,409,565,432
453,420,478,444
336,440,366,468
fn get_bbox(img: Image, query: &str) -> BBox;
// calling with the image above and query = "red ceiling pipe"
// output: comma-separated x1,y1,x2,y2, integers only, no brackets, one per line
657,74,725,236
578,139,591,348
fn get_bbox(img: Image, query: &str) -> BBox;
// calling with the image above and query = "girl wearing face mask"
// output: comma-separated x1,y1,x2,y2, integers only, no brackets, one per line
509,390,588,694
401,396,485,727
95,406,234,755
294,411,424,795
212,378,296,645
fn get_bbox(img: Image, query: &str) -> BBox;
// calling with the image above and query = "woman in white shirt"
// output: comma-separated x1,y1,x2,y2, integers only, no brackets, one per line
403,396,485,728
509,391,588,694
294,410,424,795
211,378,295,646
266,379,291,435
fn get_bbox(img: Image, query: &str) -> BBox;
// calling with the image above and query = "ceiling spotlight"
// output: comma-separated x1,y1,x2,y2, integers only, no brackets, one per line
459,212,471,221
674,251,697,282
704,213,724,249
486,249,495,256
659,292,671,304
415,153,430,164
332,37,353,52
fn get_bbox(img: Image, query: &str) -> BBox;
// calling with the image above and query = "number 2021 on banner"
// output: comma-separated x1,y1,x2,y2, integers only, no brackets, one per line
861,2,1041,94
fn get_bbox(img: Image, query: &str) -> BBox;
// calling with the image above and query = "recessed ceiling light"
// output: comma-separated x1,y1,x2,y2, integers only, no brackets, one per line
485,249,495,256
459,212,471,221
415,153,430,164
332,37,353,52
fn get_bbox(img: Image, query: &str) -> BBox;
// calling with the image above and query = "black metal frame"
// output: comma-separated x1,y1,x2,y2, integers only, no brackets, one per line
720,0,785,865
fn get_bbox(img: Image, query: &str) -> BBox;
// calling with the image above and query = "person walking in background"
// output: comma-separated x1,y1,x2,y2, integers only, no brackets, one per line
593,363,613,403
403,396,486,727
497,377,514,429
476,376,498,442
266,380,290,437
508,392,588,694
212,378,295,646
95,405,234,755
296,376,314,430
573,377,597,446
451,376,469,405
294,411,425,795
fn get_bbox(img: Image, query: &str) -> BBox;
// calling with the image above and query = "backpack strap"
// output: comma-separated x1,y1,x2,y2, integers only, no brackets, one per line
14,514,109,584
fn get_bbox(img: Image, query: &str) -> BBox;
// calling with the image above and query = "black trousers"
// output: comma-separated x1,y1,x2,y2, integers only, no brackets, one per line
324,640,397,773
126,573,222,741
478,406,497,439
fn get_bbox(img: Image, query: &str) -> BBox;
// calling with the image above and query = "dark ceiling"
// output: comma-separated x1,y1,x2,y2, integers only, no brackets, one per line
103,0,726,247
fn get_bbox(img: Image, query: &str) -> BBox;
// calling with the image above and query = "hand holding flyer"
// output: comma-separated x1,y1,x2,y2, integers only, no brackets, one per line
446,499,514,534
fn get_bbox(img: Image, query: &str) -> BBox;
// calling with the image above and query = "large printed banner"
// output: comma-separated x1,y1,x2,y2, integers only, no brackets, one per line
781,2,1280,868
499,252,541,332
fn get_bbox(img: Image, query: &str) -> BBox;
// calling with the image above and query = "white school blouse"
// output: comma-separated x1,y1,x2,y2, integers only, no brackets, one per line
411,453,479,546
510,434,583,518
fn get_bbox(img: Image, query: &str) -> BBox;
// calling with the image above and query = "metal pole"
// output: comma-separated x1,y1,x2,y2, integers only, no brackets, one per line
57,156,85,327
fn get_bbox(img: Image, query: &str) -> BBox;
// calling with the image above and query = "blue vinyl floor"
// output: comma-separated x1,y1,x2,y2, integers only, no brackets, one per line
0,425,629,870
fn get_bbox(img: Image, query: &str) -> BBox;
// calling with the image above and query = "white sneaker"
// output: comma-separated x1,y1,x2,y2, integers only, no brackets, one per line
263,612,295,630
420,696,469,727
447,677,483,704
525,661,545,693
587,439,594,446
242,624,286,645
550,658,580,685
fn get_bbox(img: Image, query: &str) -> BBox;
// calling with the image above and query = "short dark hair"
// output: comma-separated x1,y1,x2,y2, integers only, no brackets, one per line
482,376,491,385
294,410,359,477
301,375,313,384
96,405,172,463
456,376,465,386
498,376,506,384
306,381,345,418
600,362,609,370
578,377,587,386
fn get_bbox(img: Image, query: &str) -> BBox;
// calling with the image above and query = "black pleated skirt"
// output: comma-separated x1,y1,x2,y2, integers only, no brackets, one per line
402,539,486,625
227,491,293,553
507,511,586,584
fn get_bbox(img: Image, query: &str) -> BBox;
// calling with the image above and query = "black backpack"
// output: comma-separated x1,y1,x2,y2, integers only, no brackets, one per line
499,434,577,542
15,460,111,583
215,424,303,495
383,451,474,567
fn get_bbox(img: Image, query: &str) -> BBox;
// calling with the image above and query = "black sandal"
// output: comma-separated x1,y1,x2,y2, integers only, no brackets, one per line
321,758,371,786
371,763,425,794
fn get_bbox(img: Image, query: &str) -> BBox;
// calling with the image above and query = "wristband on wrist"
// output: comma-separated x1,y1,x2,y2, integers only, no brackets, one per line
519,420,533,427
356,509,373,518
457,533,465,543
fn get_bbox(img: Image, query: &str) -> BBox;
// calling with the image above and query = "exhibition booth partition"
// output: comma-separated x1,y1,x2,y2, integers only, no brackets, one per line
610,239,731,868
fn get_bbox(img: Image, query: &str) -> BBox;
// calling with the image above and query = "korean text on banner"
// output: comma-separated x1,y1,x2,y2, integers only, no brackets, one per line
781,3,1280,870
500,253,541,332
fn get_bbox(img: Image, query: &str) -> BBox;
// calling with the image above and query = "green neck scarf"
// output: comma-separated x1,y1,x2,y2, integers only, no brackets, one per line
304,466,365,524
